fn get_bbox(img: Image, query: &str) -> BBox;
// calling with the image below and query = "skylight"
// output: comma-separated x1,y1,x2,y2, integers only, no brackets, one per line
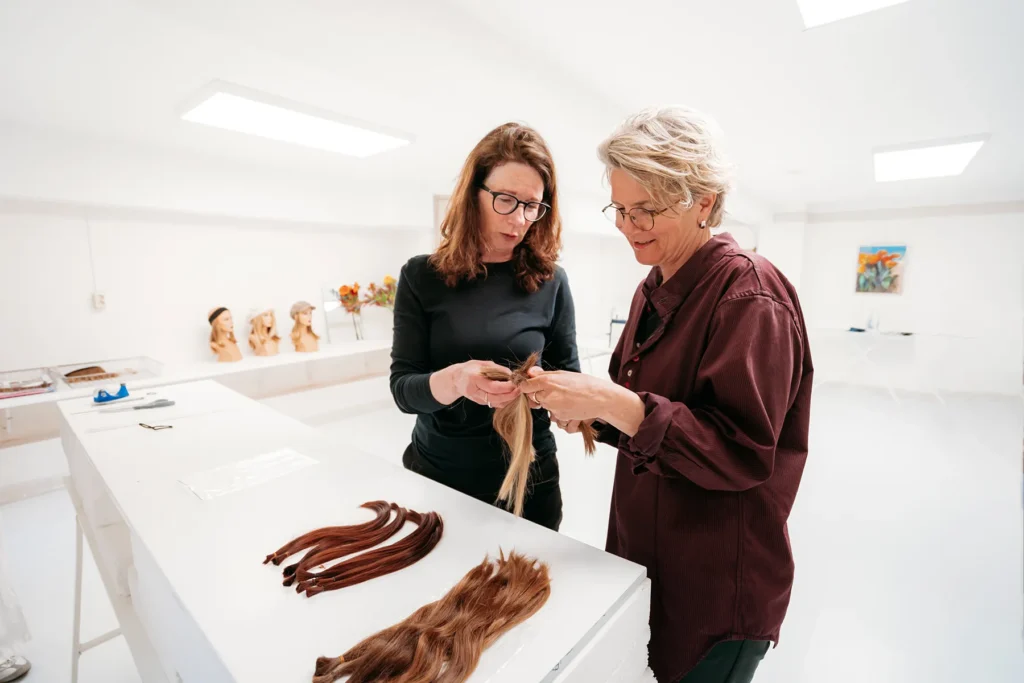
873,138,987,182
797,0,911,29
182,89,411,158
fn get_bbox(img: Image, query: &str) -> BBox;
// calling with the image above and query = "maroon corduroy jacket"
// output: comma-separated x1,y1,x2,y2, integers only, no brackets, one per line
598,233,813,682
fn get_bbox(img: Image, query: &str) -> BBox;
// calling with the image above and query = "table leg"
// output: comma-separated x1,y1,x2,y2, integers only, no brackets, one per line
71,515,83,683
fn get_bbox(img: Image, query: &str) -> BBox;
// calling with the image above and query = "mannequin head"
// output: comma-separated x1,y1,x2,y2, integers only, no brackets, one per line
290,301,320,345
208,307,237,347
248,307,280,343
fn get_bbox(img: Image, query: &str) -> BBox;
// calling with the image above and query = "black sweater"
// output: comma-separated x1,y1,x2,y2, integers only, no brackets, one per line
389,255,580,483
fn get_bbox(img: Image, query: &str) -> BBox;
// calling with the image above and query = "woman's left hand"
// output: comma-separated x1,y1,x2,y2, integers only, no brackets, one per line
519,369,614,422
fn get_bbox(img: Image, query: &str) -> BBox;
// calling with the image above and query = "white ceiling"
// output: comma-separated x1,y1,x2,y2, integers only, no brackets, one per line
448,0,1024,212
0,0,1021,215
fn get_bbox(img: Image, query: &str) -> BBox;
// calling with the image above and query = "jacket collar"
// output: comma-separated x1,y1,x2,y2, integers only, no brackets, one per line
642,232,738,316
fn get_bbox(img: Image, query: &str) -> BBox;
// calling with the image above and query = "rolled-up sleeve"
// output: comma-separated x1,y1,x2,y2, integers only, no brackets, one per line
617,295,803,491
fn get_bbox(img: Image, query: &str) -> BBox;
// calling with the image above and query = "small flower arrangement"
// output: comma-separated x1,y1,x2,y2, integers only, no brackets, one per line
362,275,397,311
338,282,361,313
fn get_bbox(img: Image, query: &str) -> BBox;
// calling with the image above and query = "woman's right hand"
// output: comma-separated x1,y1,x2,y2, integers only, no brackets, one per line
552,418,592,433
431,360,520,408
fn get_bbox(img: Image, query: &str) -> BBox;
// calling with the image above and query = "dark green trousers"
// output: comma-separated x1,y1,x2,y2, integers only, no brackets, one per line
678,640,771,683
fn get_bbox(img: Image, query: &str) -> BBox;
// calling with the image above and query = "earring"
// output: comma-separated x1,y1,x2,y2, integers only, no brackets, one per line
699,219,707,230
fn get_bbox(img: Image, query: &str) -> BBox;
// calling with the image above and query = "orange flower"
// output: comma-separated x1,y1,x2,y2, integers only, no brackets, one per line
877,249,888,257
383,275,396,286
884,259,897,268
339,285,351,296
353,282,360,293
859,253,869,264
858,264,866,274
869,254,881,265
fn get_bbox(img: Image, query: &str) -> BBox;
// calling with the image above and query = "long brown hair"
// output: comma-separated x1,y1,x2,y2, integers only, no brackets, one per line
430,122,562,293
484,353,596,517
313,550,551,683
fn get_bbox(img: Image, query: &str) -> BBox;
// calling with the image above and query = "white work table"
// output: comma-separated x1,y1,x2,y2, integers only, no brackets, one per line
58,380,652,683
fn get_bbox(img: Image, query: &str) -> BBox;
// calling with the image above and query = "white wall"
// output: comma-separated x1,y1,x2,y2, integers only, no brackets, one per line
559,232,648,347
0,207,648,371
796,209,1024,394
0,124,434,229
757,220,807,289
800,211,1024,336
0,212,431,369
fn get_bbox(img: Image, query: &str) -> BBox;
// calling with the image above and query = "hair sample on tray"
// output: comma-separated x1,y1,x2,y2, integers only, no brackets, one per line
264,501,443,597
482,354,597,516
312,550,551,683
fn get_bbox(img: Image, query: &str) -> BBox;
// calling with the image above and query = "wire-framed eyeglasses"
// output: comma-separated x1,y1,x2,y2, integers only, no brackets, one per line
602,204,672,232
481,185,550,222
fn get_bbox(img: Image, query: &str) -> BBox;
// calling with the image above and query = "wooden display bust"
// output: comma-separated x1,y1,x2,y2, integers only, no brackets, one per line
248,307,280,357
208,306,242,362
290,301,320,353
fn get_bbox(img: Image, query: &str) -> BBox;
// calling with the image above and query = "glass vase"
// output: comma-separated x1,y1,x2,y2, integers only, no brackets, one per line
351,311,364,340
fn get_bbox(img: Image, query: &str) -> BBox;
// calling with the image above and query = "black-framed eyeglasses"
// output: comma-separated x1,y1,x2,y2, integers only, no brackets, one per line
481,185,550,222
602,204,672,232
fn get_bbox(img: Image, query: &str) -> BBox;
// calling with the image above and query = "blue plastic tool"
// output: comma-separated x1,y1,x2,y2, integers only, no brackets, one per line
93,383,129,404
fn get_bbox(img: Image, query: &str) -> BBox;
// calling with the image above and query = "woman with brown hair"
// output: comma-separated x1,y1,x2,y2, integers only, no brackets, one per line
390,122,579,531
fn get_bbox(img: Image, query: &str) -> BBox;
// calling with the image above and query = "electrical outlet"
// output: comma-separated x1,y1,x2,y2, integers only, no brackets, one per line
92,292,106,310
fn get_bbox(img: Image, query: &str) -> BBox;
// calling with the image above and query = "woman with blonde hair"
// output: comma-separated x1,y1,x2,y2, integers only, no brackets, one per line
522,107,813,682
390,122,579,530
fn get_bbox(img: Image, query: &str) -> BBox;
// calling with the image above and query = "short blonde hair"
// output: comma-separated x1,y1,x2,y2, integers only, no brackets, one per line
597,106,733,228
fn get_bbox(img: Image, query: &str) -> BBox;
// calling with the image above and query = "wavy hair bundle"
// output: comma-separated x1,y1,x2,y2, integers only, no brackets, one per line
483,352,597,516
264,500,443,597
312,550,551,683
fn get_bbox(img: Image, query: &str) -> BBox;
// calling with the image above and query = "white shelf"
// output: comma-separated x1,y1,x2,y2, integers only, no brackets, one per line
1,340,392,411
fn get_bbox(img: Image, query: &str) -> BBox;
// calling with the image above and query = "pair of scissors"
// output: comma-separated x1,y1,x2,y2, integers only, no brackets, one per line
99,399,176,414
139,423,172,431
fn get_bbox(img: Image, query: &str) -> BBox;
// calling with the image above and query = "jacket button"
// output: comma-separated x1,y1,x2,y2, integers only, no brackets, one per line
633,357,639,362
626,369,633,377
624,381,631,388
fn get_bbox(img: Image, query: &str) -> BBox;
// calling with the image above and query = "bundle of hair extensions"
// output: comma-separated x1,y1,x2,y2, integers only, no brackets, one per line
312,550,551,683
483,352,597,516
264,500,443,597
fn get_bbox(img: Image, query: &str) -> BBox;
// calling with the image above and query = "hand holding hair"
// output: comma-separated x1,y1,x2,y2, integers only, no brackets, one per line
432,360,521,408
519,369,612,423
482,355,598,517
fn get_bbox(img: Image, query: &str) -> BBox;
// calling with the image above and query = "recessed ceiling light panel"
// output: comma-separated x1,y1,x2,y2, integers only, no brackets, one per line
797,0,911,29
181,83,412,158
873,136,988,182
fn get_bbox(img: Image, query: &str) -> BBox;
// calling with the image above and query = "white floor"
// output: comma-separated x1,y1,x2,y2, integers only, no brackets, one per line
1,373,1022,682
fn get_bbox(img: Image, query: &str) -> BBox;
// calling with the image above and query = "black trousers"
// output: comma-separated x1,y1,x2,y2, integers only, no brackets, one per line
677,640,770,683
402,443,563,531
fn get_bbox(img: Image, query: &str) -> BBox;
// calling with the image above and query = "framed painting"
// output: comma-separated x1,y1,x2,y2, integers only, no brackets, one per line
856,245,906,294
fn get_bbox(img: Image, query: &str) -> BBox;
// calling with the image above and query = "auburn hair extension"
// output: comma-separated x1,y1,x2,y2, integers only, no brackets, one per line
483,354,597,516
312,550,551,683
429,122,562,294
264,501,443,597
264,500,394,566
300,510,443,597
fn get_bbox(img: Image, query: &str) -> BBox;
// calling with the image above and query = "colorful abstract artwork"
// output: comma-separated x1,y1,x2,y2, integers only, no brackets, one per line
856,246,906,294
